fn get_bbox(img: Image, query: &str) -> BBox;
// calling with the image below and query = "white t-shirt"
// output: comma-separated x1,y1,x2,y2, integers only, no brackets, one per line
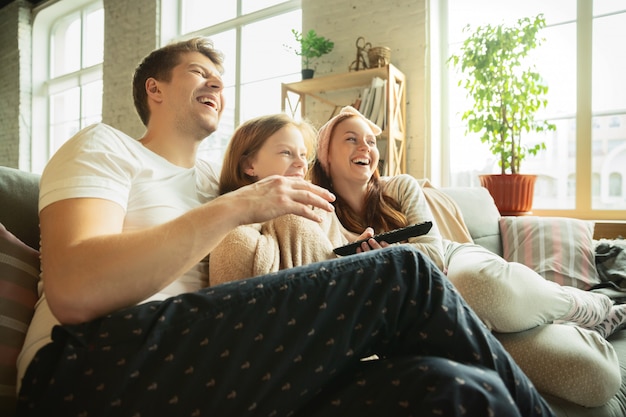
17,123,220,387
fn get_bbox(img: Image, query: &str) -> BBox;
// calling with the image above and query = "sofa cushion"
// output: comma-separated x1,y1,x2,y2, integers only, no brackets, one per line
0,167,40,251
500,216,600,290
0,223,39,414
441,187,502,256
420,181,473,244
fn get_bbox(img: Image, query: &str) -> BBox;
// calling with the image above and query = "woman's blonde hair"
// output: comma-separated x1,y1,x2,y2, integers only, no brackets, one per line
219,113,317,195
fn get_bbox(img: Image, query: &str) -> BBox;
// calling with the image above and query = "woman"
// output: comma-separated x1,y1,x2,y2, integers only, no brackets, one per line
309,105,625,407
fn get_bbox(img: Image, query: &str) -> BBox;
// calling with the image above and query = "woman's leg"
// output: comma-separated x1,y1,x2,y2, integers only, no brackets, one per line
496,324,620,407
444,242,621,407
444,242,612,333
18,246,553,417
301,356,524,417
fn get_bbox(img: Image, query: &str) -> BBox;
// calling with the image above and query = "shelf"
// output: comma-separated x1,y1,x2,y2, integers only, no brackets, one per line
281,64,406,176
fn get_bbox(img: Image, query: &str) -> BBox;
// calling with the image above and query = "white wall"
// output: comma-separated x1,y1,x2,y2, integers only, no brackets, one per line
0,0,431,179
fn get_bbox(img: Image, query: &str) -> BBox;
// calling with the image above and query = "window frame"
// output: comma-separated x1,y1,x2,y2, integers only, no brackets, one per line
436,0,625,220
31,0,104,174
160,0,302,164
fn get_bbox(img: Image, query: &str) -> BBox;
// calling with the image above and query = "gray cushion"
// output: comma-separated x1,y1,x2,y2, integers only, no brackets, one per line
441,187,502,256
0,167,40,250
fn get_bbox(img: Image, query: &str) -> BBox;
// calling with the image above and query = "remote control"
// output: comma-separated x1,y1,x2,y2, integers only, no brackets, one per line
333,221,433,256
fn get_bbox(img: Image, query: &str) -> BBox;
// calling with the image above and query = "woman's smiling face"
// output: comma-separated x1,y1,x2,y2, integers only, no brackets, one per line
244,125,309,180
327,116,380,184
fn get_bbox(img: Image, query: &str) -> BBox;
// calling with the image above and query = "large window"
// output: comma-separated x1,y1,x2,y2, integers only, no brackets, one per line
161,0,302,165
31,0,104,173
442,0,626,218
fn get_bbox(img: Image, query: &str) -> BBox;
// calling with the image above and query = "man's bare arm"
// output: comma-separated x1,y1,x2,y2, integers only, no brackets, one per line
42,176,335,324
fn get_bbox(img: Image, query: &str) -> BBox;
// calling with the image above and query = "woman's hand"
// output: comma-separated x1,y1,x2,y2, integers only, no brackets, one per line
354,227,390,253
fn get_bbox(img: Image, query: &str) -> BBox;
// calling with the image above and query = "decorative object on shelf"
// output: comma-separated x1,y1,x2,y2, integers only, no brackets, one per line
349,37,391,72
448,14,556,216
286,29,334,80
349,37,371,72
368,46,391,68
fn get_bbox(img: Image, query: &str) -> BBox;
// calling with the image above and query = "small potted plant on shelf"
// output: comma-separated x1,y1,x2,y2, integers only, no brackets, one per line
448,14,556,215
288,29,334,79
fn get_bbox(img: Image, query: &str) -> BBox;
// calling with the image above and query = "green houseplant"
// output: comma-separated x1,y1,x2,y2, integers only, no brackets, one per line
448,14,556,215
288,29,334,79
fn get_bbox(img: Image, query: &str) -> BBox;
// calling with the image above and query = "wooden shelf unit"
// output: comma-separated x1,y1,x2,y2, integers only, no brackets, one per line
281,64,406,176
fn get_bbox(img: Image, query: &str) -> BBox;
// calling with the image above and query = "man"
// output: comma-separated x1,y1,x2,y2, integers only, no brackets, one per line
17,37,555,417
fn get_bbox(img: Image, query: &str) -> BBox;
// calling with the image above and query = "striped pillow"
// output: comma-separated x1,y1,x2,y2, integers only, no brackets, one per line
500,216,600,290
0,223,39,413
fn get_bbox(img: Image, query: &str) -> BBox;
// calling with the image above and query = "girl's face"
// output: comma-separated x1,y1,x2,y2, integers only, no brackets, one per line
244,125,309,180
327,116,380,184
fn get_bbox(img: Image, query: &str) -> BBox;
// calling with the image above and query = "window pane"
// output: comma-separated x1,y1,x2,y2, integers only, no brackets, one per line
594,1,626,15
52,16,81,77
592,14,626,112
241,10,301,83
50,88,80,153
208,30,237,88
176,1,301,165
240,79,284,122
198,86,236,165
592,114,626,209
182,0,236,33
592,11,626,210
242,0,290,14
448,0,574,44
81,80,103,126
196,30,236,165
83,8,104,67
447,0,576,210
527,118,575,209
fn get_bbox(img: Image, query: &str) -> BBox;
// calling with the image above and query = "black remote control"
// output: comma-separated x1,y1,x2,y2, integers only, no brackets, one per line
333,221,433,256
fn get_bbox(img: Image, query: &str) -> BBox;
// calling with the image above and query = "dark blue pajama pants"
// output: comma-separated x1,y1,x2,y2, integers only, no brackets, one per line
17,246,554,417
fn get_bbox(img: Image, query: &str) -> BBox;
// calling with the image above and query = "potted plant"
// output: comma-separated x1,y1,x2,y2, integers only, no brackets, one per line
288,29,334,79
448,14,556,215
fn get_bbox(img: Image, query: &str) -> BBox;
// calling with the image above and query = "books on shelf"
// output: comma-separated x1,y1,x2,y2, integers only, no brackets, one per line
354,77,387,130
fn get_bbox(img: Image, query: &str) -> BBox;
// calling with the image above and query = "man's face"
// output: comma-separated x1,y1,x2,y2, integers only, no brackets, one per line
157,51,225,138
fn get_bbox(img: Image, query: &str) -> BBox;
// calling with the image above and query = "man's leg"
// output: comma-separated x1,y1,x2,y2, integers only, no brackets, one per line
300,356,523,417
18,246,553,417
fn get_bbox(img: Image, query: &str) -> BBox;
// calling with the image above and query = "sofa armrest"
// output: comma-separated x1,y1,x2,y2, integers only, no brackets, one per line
0,166,41,250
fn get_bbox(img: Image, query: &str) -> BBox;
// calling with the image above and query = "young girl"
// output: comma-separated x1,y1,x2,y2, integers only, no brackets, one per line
209,113,349,285
309,105,625,407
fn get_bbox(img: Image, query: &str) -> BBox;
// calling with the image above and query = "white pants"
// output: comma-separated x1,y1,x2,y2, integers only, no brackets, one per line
444,242,620,407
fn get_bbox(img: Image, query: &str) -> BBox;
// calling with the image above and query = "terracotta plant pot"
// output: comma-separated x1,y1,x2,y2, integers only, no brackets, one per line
478,174,537,216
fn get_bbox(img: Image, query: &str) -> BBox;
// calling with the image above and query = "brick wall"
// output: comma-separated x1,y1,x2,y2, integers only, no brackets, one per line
0,0,429,178
0,0,31,169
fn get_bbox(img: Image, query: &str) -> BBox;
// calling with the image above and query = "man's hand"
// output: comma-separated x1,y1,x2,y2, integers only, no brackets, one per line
222,175,336,225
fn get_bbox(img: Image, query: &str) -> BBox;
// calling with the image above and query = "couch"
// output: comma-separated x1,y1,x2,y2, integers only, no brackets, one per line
1,165,625,416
